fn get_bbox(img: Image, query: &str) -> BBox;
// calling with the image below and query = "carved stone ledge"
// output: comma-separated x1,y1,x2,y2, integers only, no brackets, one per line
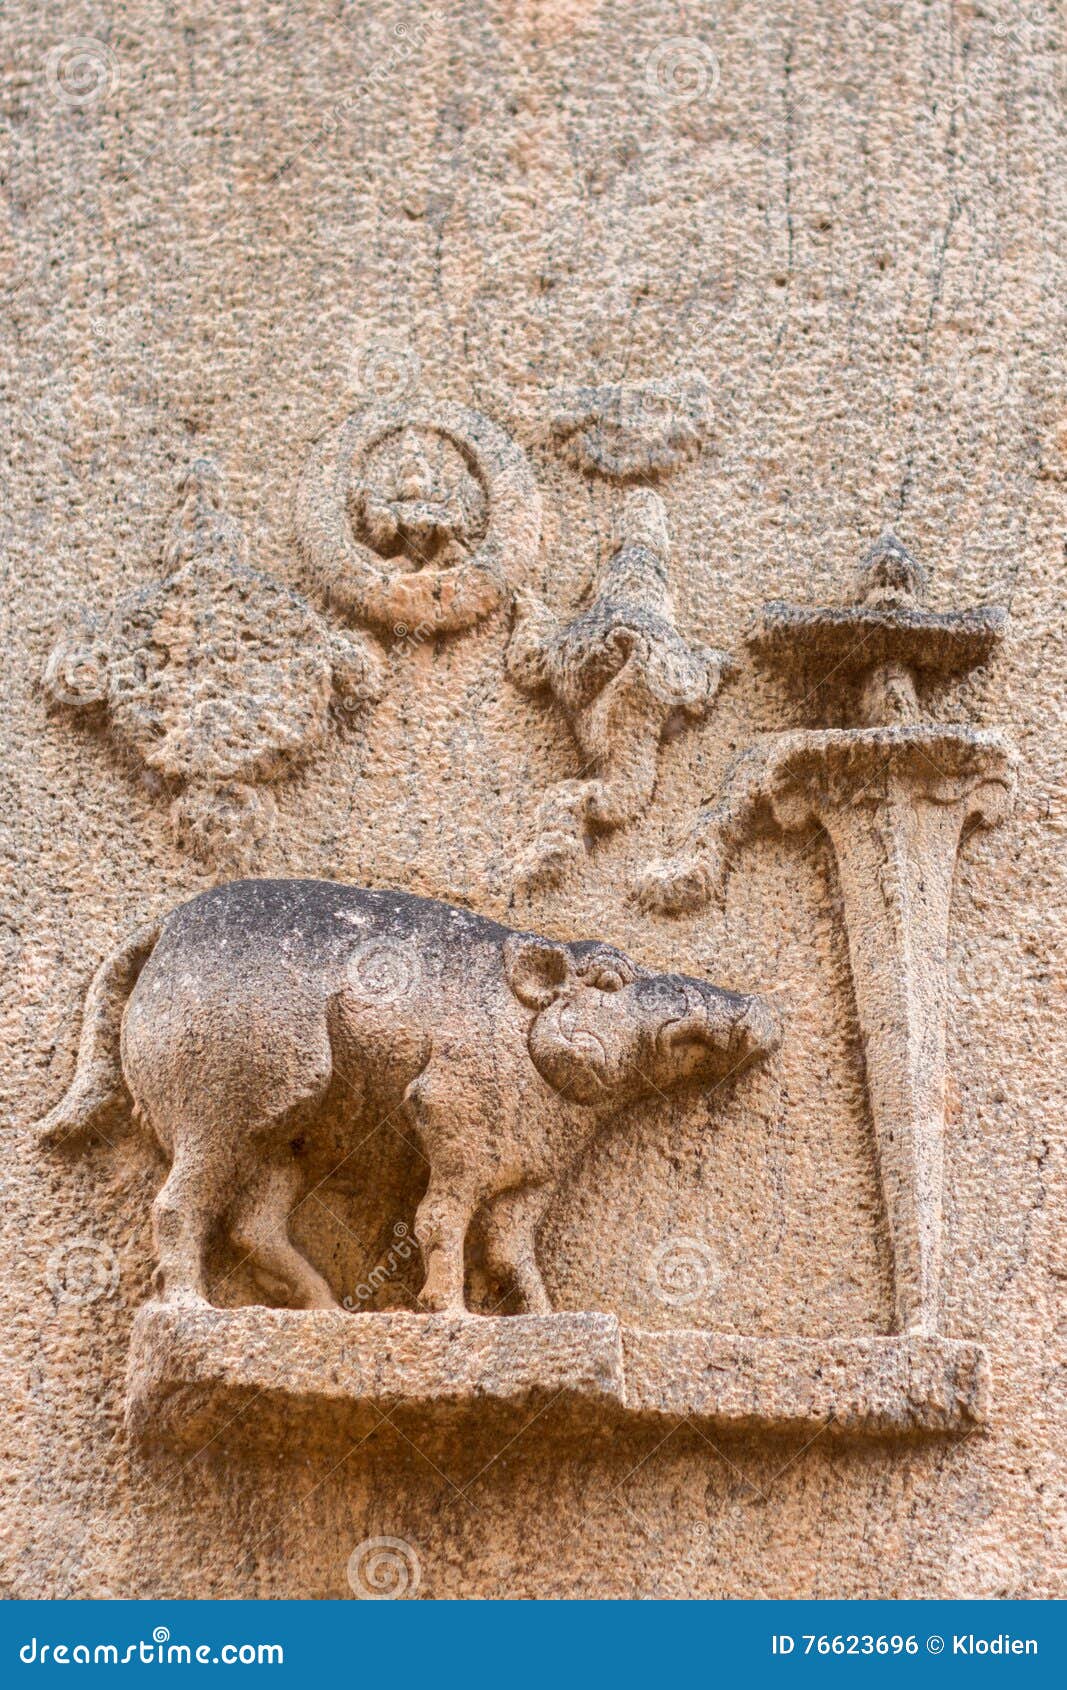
622,1331,990,1437
125,1305,626,1451
125,1304,989,1454
750,600,1007,682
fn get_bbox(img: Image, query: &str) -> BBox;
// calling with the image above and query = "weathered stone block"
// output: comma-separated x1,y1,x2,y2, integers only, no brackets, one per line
125,1306,989,1453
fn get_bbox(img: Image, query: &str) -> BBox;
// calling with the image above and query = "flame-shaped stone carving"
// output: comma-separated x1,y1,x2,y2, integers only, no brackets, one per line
507,489,729,891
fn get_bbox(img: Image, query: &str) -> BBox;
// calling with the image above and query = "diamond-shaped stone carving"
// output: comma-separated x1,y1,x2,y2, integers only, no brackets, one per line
43,460,382,869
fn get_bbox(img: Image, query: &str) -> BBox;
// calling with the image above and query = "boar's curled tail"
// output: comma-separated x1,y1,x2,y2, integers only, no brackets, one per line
35,917,163,1149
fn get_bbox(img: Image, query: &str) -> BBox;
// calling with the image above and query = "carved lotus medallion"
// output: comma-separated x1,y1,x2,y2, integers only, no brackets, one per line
295,400,542,639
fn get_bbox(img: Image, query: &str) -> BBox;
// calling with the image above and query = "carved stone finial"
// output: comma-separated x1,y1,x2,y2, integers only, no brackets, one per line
855,530,926,609
507,489,729,891
43,461,383,869
550,371,711,482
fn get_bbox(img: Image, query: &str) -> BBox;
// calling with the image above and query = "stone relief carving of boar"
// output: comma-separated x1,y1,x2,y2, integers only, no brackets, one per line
37,880,779,1316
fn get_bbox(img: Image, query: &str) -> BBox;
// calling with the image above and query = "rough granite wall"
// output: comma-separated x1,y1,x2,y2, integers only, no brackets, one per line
1,0,1064,1599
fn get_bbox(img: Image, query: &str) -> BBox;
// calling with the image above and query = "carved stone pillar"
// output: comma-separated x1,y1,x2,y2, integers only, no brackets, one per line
749,727,1015,1333
642,533,1017,1337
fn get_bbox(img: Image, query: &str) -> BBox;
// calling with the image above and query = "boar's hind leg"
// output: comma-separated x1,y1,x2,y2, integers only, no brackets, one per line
484,1185,553,1315
229,1162,340,1311
152,1150,227,1307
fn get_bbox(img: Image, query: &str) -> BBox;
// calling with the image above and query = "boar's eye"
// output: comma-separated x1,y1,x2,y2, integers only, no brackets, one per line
588,965,629,992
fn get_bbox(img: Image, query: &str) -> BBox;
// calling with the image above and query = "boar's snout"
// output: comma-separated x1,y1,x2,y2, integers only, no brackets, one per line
507,932,779,1106
663,979,780,1072
731,993,781,1061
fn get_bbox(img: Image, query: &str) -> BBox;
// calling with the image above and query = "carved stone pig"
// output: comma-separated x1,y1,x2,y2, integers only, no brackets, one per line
37,879,779,1316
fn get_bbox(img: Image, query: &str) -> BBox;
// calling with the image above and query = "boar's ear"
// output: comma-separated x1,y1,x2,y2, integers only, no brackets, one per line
503,935,575,1009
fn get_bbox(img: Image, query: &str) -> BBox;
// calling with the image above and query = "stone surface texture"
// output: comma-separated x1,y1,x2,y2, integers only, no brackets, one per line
2,0,1064,1601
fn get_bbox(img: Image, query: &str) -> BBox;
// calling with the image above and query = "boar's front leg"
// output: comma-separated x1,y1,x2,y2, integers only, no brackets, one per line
406,1073,478,1315
484,1183,553,1314
413,1174,477,1313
